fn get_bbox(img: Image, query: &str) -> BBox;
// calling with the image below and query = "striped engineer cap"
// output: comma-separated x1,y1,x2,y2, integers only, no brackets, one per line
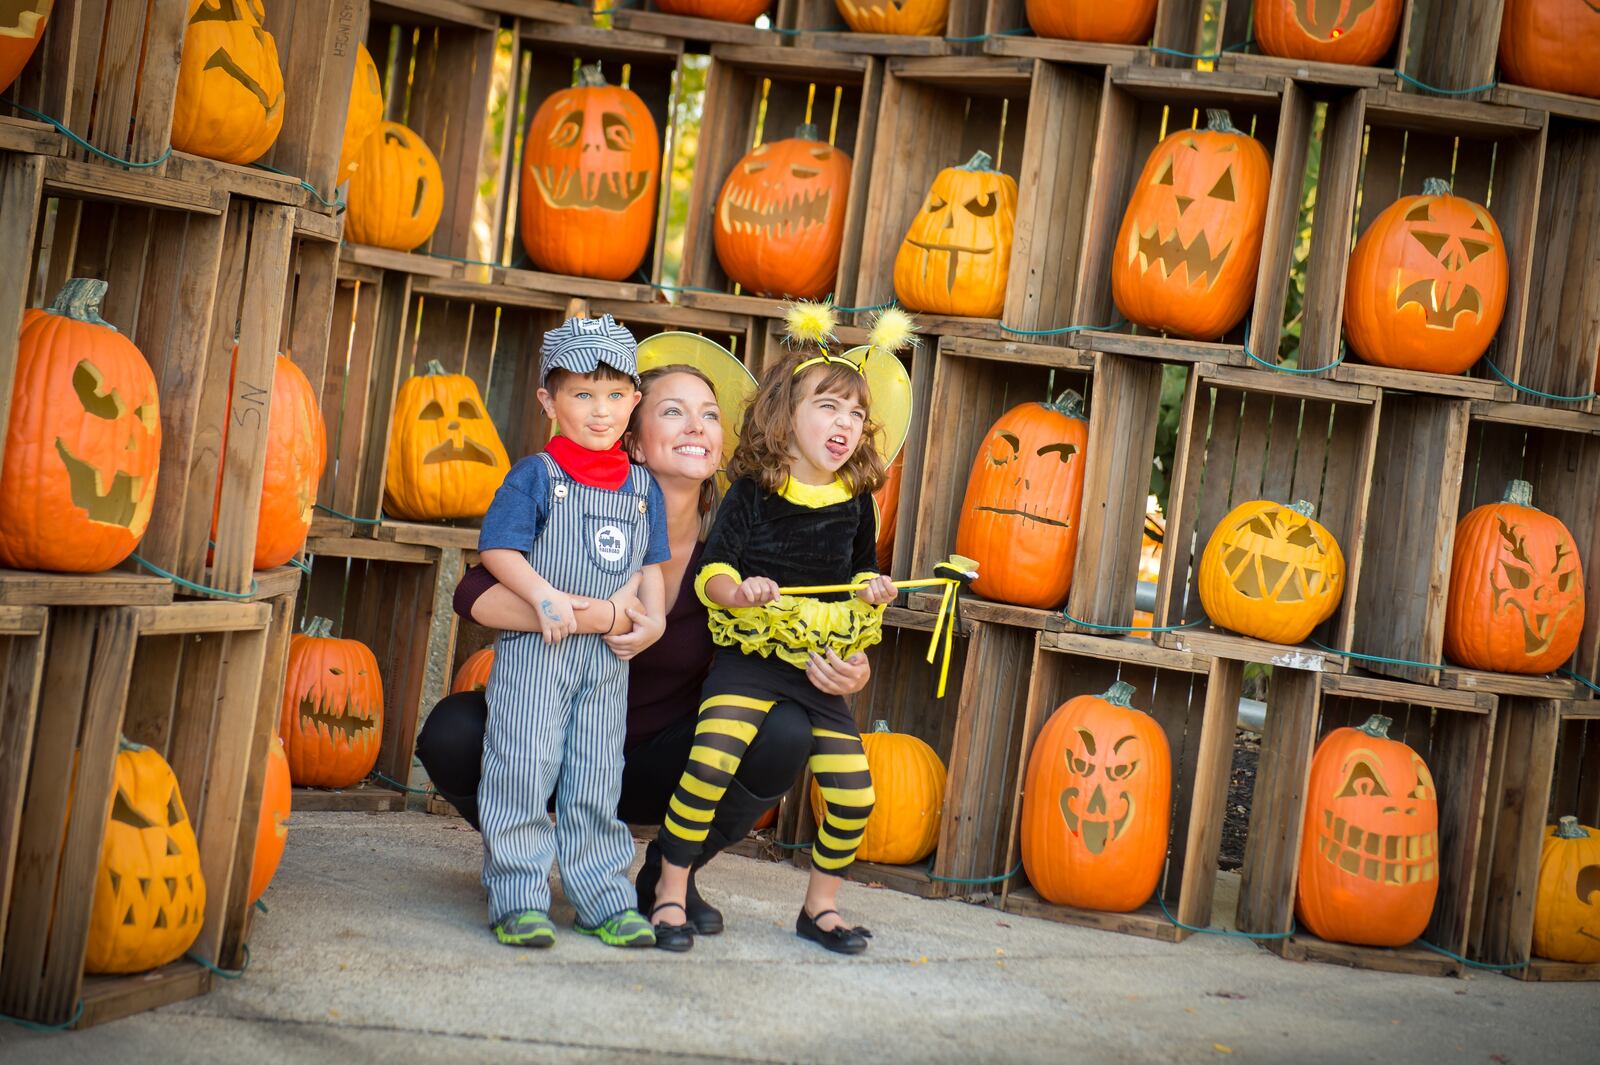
539,313,640,387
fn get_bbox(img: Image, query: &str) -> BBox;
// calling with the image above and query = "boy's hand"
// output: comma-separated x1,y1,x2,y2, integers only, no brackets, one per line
605,607,664,661
535,587,584,644
734,576,781,606
857,575,897,605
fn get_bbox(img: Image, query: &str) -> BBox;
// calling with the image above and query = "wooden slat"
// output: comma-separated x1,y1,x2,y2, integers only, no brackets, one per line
0,154,45,476
1173,656,1243,933
1235,667,1320,936
0,620,48,968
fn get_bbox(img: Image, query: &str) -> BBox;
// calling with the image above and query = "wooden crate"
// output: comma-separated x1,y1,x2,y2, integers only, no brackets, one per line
611,1,782,47
999,633,1242,942
1153,364,1380,669
1069,66,1293,365
1212,0,1411,88
0,604,49,979
774,0,975,56
1393,0,1503,101
259,0,371,208
1235,671,1498,977
980,0,1202,68
673,45,882,318
0,600,275,1029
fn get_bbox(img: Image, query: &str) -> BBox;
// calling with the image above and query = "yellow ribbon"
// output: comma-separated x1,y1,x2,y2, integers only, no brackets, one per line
791,352,865,377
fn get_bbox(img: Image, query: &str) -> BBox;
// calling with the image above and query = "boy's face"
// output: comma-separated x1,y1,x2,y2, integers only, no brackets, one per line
537,371,640,451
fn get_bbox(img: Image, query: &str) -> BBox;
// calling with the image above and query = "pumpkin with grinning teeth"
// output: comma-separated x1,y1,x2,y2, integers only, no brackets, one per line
0,0,52,95
279,617,383,788
170,0,285,165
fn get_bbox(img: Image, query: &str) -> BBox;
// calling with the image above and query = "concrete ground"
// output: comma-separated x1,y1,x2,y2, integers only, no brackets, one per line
2,810,1588,1065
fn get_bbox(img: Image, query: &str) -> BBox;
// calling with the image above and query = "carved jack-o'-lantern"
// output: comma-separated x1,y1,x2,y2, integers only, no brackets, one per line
1344,178,1509,376
1444,480,1585,675
345,122,445,252
1499,0,1600,99
384,360,510,521
1024,0,1156,44
655,0,771,23
451,647,495,694
247,735,291,904
1254,0,1405,66
279,617,383,788
84,740,207,974
835,0,948,36
170,0,285,166
1297,714,1440,947
893,150,1017,319
336,43,384,186
714,125,853,300
1198,499,1346,645
519,65,660,281
0,0,52,95
954,392,1088,609
0,279,161,573
1022,682,1172,912
1532,817,1600,963
1112,110,1272,340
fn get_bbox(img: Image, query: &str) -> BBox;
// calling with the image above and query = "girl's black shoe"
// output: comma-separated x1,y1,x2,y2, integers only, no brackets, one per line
685,876,724,936
650,902,696,953
796,908,872,955
638,841,724,936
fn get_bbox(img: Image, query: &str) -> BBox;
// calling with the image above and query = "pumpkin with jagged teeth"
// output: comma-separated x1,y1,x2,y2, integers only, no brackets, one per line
279,617,383,788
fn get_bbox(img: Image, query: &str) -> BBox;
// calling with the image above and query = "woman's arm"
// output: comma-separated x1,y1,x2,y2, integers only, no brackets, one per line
605,565,665,661
467,567,637,636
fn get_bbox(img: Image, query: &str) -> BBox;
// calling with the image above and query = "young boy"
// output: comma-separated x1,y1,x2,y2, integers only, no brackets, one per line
476,314,668,948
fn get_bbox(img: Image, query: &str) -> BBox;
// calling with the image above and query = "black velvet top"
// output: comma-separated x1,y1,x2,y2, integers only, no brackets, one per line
699,476,878,602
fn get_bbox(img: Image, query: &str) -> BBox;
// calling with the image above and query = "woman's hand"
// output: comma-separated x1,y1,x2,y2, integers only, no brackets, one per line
605,606,665,661
856,574,897,606
734,576,781,606
806,650,872,695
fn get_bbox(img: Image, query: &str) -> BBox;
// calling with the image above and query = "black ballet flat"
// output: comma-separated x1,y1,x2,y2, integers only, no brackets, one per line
796,908,872,955
650,902,696,953
686,875,724,936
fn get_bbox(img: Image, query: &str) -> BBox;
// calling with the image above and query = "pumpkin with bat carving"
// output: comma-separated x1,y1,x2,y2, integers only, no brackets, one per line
1532,817,1600,963
384,360,510,521
1199,499,1346,645
1025,0,1156,43
279,617,384,788
0,279,161,573
1499,0,1600,99
835,0,947,36
1254,0,1404,66
170,0,285,165
346,121,445,252
893,150,1016,319
0,0,52,94
337,43,384,186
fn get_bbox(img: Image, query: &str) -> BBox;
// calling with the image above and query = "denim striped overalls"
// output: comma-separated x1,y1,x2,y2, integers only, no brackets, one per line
479,454,652,926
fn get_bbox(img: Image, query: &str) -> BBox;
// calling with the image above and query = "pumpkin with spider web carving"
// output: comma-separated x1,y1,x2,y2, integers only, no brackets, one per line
1198,499,1346,644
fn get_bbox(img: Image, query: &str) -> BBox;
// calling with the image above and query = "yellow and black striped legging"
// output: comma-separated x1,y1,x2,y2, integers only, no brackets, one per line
658,692,875,874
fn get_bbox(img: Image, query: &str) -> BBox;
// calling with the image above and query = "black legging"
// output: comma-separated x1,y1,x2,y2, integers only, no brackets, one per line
416,690,811,863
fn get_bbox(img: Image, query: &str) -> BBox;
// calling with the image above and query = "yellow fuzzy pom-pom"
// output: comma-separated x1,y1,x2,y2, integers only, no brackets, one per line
783,300,838,348
868,306,918,355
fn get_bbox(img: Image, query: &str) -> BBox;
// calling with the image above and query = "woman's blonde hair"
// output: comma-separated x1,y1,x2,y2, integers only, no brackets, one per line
729,350,887,497
624,363,723,537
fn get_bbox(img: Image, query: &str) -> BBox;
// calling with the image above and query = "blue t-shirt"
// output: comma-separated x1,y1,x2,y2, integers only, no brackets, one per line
478,455,671,566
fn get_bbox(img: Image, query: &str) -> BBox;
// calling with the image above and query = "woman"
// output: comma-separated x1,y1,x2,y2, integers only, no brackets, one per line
417,360,872,946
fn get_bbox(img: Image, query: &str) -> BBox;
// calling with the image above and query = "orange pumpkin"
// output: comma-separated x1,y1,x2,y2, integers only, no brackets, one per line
0,279,161,573
655,0,770,22
383,360,511,521
752,805,778,832
893,150,1017,319
345,122,444,252
835,0,947,35
1024,0,1155,43
336,43,384,186
808,721,946,865
874,449,904,573
1531,816,1600,963
0,0,50,94
1198,499,1346,645
451,647,495,694
519,65,660,281
1111,110,1272,340
1444,480,1585,675
714,125,852,300
1022,682,1172,912
1343,178,1508,376
279,617,383,788
954,392,1088,609
1296,714,1439,947
247,735,291,903
1254,0,1404,66
1499,0,1600,99
170,0,285,165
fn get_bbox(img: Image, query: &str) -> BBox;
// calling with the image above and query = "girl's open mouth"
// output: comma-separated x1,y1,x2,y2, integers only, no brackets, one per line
825,434,850,459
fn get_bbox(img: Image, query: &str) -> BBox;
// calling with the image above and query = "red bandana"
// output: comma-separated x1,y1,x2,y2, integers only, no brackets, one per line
545,436,630,490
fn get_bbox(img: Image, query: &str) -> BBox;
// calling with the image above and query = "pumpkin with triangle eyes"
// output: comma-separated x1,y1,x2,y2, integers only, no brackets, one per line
1444,480,1584,675
346,121,445,252
1344,178,1508,376
1024,0,1156,43
384,361,510,521
1112,110,1271,340
1532,816,1600,963
714,125,852,300
0,0,51,94
170,0,285,165
0,279,161,574
84,740,207,974
835,0,947,35
247,735,291,903
336,43,384,186
1296,714,1440,947
1254,0,1404,66
279,617,384,788
893,150,1017,319
1198,499,1346,645
1499,0,1600,99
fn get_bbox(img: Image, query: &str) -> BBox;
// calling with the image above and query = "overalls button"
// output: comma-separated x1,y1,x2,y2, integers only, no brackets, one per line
553,484,568,501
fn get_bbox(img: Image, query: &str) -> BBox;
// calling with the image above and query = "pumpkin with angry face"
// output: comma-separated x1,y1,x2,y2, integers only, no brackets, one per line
0,279,161,573
835,0,947,36
1024,0,1156,43
1022,682,1172,912
520,65,660,281
1532,817,1600,963
1199,499,1346,645
279,617,383,788
0,0,52,95
84,740,206,974
384,360,510,520
345,122,445,252
893,150,1016,319
1344,178,1508,376
1499,0,1600,99
954,391,1088,609
336,43,384,186
170,0,285,165
1296,714,1439,947
1112,110,1271,340
1254,0,1404,66
1444,480,1584,675
715,125,852,300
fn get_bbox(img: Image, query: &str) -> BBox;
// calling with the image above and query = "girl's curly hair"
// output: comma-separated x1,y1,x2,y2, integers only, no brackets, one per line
729,349,887,497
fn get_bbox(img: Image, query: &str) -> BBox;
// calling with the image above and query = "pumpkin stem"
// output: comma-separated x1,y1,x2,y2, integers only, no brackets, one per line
1045,389,1086,420
1288,500,1317,519
1355,713,1393,739
423,359,448,376
1502,479,1533,508
871,719,892,734
576,63,607,88
1554,815,1591,840
1421,177,1453,197
794,122,821,142
302,616,334,639
117,735,148,752
1205,109,1242,136
959,149,997,172
1102,680,1137,708
47,278,117,332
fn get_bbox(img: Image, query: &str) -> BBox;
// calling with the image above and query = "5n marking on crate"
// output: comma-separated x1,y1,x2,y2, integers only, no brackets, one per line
232,381,271,428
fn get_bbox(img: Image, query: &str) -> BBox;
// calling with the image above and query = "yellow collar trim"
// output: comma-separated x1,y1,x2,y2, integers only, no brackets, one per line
779,476,851,508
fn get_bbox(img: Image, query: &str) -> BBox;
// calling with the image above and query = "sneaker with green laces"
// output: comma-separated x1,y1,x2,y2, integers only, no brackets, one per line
574,908,656,948
494,909,557,948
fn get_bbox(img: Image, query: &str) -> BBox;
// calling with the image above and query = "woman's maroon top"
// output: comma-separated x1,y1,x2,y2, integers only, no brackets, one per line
453,541,714,749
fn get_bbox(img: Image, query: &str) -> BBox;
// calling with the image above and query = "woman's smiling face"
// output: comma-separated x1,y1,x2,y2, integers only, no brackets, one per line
629,371,723,484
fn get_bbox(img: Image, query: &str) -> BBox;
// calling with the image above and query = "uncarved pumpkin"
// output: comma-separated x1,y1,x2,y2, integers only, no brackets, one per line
893,150,1016,319
835,0,947,35
1198,499,1346,645
874,448,904,573
170,0,285,165
1499,0,1600,99
1254,0,1404,66
1112,110,1271,340
346,121,444,252
451,647,495,694
383,360,510,521
336,43,384,186
0,0,51,94
808,721,945,865
1532,816,1600,963
279,617,383,788
248,735,291,903
0,278,161,573
1444,480,1584,675
954,392,1088,609
1022,682,1172,912
655,0,770,22
1025,0,1155,43
1296,714,1439,947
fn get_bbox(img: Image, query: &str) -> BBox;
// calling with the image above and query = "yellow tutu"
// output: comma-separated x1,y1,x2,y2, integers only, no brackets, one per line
706,594,885,668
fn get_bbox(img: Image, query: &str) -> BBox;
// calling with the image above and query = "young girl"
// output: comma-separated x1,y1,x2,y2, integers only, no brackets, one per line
648,307,906,954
